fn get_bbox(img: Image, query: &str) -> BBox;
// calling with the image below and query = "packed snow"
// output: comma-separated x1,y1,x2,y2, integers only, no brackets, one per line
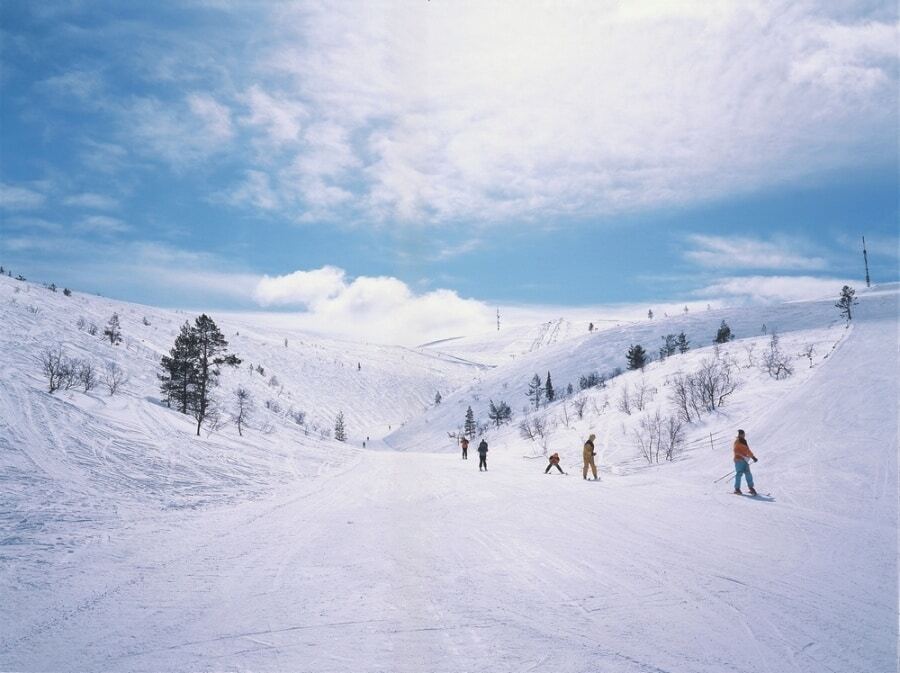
1,274,896,672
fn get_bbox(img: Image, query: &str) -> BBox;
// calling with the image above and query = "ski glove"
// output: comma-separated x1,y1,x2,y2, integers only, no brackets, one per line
752,457,758,463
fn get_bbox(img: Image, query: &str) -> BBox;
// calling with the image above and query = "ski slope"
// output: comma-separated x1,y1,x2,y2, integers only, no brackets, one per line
1,276,896,672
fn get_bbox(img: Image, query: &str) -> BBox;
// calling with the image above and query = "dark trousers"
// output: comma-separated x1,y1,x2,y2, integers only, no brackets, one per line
545,462,563,474
462,447,467,459
479,455,487,470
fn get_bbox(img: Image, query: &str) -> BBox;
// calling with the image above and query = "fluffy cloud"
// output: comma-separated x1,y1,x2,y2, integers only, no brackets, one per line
694,275,852,303
63,192,120,210
253,266,494,344
75,214,130,234
685,235,828,270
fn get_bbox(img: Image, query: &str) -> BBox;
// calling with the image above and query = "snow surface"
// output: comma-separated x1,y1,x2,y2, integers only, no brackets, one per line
1,275,897,672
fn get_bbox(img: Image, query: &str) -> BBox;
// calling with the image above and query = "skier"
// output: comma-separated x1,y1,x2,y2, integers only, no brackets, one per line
733,429,758,495
544,452,565,474
583,433,598,480
477,438,488,471
460,436,469,460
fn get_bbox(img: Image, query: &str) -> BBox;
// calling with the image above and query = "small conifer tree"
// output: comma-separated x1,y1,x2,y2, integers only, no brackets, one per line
626,344,648,370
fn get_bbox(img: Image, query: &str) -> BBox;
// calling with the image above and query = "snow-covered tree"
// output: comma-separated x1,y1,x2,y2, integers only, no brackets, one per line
434,391,442,405
159,321,198,412
527,373,543,409
544,371,555,402
626,344,648,370
103,313,122,345
487,399,512,427
835,285,857,322
464,406,476,438
676,332,690,354
334,411,346,442
102,362,127,396
714,320,733,344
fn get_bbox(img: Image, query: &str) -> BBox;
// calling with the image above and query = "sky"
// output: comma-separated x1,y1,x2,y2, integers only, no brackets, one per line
1,1,897,343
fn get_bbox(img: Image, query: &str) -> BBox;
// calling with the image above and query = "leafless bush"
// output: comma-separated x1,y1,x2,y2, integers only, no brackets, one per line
560,400,571,428
76,316,87,330
800,344,815,368
25,304,40,315
668,373,694,423
663,415,685,461
77,360,97,392
265,399,281,413
102,361,128,395
573,396,587,419
268,375,280,387
616,386,632,415
87,323,98,336
290,408,306,426
632,378,655,411
233,387,254,436
761,333,793,380
633,410,663,464
40,346,69,393
694,356,738,411
743,343,757,369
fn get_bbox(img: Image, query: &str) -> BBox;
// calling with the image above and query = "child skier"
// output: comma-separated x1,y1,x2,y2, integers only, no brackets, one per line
583,434,598,480
460,436,469,460
733,429,758,495
477,438,488,471
545,452,565,474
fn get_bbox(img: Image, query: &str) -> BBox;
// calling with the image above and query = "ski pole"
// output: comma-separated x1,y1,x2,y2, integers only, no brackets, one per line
713,469,735,484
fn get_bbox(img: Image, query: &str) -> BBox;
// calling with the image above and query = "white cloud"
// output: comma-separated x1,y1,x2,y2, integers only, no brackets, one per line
252,266,494,345
242,85,306,144
694,275,852,303
0,182,46,210
63,192,120,210
187,92,234,141
217,170,281,210
76,214,130,234
685,235,828,270
240,1,898,224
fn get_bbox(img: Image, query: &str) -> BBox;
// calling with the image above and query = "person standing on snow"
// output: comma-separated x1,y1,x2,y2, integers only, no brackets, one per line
583,434,598,480
733,429,758,495
477,438,489,471
460,436,469,460
545,452,565,474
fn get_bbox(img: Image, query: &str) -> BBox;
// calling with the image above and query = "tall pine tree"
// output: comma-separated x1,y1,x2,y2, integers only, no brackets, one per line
464,406,476,438
527,373,543,409
626,344,648,370
159,321,198,413
192,314,240,436
544,371,555,402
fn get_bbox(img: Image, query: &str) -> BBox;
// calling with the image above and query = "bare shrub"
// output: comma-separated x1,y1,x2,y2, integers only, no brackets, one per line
668,373,694,423
693,357,738,411
233,387,254,436
800,344,815,368
616,386,632,415
663,416,684,461
290,408,306,426
633,410,663,464
573,396,587,420
743,343,757,369
77,360,97,392
40,347,68,393
761,333,793,380
102,362,128,395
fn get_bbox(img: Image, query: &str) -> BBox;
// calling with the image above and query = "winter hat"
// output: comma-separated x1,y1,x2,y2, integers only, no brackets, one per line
737,429,745,436
588,433,596,440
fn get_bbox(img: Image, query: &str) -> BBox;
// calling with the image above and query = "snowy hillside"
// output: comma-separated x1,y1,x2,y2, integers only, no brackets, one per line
1,275,896,673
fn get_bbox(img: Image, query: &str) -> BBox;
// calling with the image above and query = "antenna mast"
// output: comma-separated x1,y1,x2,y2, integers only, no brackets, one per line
862,236,871,288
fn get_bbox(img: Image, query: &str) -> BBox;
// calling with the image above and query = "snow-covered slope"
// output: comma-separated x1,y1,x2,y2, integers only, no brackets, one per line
1,276,896,673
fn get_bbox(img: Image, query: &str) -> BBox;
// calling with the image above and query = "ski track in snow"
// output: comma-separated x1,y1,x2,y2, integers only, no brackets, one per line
0,276,896,672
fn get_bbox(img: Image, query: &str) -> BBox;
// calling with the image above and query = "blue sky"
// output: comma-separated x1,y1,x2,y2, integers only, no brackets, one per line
1,1,897,340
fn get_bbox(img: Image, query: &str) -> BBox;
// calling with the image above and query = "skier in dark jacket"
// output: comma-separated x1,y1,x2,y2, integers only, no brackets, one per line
477,439,488,471
460,436,469,460
545,452,565,474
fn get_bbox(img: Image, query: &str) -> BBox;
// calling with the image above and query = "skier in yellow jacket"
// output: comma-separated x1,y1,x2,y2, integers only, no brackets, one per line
583,434,598,480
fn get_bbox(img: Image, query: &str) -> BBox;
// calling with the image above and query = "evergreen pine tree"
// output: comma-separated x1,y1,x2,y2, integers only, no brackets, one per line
104,313,122,345
191,314,240,436
527,373,543,409
835,285,858,322
434,391,442,405
566,382,574,396
544,371,555,402
626,344,648,370
464,406,477,438
159,321,199,413
676,332,690,354
334,411,346,441
714,320,733,344
488,399,512,427
648,309,654,319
